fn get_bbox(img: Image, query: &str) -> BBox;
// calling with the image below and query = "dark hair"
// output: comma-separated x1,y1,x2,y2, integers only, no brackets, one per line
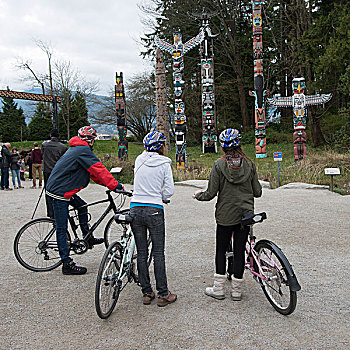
34,142,39,147
50,129,59,137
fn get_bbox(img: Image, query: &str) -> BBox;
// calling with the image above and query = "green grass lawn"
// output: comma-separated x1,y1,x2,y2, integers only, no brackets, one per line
12,139,350,194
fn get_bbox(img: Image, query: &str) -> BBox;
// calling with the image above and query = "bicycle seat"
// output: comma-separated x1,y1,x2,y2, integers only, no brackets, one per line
114,213,133,224
241,212,267,226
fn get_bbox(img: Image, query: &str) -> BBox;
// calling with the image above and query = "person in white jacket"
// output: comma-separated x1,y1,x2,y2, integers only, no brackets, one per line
130,131,177,307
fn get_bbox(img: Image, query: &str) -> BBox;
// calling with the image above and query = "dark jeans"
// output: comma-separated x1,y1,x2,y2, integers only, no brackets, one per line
130,206,168,297
216,224,249,279
1,167,9,189
44,172,54,218
52,194,89,263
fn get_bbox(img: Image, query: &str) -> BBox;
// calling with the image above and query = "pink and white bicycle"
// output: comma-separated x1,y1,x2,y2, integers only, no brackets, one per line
226,212,301,315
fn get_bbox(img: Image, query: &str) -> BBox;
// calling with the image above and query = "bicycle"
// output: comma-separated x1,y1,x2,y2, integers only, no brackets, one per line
226,212,301,315
13,189,132,272
95,199,170,319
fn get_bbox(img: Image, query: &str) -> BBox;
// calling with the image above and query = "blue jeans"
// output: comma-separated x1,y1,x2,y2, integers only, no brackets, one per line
11,169,21,187
1,167,9,189
52,195,89,264
130,206,168,297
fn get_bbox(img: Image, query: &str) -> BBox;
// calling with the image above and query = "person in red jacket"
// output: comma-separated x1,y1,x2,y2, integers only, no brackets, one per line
30,142,43,188
46,126,124,275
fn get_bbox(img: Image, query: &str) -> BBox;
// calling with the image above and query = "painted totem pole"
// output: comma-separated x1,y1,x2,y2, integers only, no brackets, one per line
155,28,204,169
267,76,332,161
115,72,128,160
155,48,170,153
200,8,218,153
249,0,269,159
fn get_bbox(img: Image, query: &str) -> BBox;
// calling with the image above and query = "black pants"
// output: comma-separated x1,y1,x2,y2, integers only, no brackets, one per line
44,172,54,218
216,224,249,279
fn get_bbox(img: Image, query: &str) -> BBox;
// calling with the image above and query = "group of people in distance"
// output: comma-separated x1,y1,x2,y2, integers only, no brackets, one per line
14,125,262,308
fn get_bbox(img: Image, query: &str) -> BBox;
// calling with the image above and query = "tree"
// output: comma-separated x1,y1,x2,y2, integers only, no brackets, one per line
126,72,157,141
28,102,53,140
0,95,28,142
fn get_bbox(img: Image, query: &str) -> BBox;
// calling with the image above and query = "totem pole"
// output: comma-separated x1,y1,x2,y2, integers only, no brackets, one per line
115,72,128,160
155,28,204,169
249,0,269,159
155,48,170,153
200,8,218,153
267,76,332,161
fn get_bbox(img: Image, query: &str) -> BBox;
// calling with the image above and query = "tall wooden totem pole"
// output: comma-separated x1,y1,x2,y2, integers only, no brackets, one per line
267,76,332,161
155,48,170,154
115,72,128,160
155,28,204,169
249,0,269,159
200,8,218,153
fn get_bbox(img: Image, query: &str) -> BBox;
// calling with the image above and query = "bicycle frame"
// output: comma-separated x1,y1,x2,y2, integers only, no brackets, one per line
67,191,128,241
102,225,135,286
244,227,282,284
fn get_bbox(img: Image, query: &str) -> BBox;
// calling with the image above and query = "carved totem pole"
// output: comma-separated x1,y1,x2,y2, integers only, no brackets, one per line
155,28,204,169
155,48,170,154
115,72,128,160
200,8,218,153
267,76,332,161
249,0,269,159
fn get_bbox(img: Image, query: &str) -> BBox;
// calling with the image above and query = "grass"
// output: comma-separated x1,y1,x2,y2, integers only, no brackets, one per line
12,139,350,195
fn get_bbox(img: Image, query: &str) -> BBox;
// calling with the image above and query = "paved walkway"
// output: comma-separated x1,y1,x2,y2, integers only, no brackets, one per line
1,180,349,349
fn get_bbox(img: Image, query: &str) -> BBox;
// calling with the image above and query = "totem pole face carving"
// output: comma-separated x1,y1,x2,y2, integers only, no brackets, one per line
175,100,185,114
292,77,306,94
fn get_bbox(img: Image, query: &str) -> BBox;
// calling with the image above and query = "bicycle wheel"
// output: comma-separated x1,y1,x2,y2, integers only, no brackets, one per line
104,215,152,266
95,241,126,319
254,240,297,315
14,218,71,272
104,214,128,248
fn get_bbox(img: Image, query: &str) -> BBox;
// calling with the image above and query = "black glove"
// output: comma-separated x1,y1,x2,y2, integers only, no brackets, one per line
114,182,123,190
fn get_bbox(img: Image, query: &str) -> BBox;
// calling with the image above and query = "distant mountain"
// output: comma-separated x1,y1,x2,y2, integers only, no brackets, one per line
0,88,117,134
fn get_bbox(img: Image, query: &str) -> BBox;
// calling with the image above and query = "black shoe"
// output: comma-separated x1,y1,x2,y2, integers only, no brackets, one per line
62,261,87,275
0,187,4,190
4,188,13,191
86,236,104,248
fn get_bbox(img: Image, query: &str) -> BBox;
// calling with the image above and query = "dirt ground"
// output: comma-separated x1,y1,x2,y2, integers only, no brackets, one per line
1,180,349,350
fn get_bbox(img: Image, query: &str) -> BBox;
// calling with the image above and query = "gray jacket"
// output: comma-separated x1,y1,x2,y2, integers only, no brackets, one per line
41,137,67,174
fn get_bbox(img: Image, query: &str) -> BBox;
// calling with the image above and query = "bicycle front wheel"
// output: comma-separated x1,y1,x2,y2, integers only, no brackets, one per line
95,241,125,319
14,218,70,272
254,240,297,315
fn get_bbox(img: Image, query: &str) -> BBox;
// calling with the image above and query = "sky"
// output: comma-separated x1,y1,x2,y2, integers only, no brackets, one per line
0,0,152,96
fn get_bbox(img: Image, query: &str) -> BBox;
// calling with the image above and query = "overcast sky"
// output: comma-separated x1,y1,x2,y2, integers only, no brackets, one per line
0,0,152,96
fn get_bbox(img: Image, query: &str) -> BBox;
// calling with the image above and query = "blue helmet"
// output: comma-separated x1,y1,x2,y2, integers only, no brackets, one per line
219,128,241,149
143,131,166,151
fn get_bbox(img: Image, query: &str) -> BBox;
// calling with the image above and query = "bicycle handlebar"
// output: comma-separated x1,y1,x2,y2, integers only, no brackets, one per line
106,189,133,197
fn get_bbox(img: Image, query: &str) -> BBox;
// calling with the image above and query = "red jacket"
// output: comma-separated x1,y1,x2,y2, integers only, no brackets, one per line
31,148,43,164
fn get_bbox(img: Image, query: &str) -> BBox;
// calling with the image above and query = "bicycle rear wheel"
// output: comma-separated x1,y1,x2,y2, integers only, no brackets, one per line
254,240,297,315
14,218,71,272
95,241,126,319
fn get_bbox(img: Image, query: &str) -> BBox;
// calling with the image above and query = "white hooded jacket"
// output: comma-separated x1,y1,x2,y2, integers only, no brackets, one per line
131,151,174,206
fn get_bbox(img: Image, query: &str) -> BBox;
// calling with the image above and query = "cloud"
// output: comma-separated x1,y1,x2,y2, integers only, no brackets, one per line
0,0,152,95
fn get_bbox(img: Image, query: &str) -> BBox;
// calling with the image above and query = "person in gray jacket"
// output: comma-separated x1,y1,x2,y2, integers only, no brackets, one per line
194,128,262,301
130,131,177,307
41,129,67,218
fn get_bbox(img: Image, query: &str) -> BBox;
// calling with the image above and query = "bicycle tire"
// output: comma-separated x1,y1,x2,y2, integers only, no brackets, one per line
254,240,297,315
104,215,153,266
95,241,125,319
14,218,71,272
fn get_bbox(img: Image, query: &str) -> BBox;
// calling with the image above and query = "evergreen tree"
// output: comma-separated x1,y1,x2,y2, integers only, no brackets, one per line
0,96,28,142
28,102,53,141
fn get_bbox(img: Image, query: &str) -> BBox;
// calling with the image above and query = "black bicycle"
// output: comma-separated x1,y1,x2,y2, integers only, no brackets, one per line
14,189,132,272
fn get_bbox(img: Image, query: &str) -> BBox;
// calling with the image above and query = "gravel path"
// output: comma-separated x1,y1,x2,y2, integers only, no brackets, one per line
1,180,349,349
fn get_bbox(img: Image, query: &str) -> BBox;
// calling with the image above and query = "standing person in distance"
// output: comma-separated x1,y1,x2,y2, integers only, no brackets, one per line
130,131,177,307
10,147,23,189
46,126,124,275
41,129,67,218
30,142,43,189
1,143,15,191
193,129,262,301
